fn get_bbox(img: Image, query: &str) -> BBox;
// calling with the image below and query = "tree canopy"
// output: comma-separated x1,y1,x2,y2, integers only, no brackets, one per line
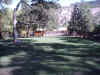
68,3,94,37
0,0,12,8
16,0,60,31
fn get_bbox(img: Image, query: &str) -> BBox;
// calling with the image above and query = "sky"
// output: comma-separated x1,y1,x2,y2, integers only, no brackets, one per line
58,0,95,6
9,0,95,9
9,0,20,9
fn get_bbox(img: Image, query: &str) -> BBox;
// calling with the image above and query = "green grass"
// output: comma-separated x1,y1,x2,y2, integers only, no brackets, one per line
0,37,100,75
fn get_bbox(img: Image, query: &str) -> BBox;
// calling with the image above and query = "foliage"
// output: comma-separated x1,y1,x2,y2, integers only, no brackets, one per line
46,7,59,30
0,0,12,9
30,0,60,30
0,8,13,39
0,0,12,39
80,3,94,32
93,12,100,26
0,0,12,4
1,8,13,32
68,3,94,36
17,0,60,33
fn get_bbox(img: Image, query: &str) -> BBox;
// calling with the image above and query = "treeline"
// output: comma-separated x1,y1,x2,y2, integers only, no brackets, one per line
0,0,100,41
0,0,60,39
68,2,100,41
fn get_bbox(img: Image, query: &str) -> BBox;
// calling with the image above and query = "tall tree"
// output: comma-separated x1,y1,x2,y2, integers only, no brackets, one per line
17,0,59,31
31,0,59,29
0,11,3,38
15,0,59,38
80,2,94,32
68,3,94,37
0,0,12,39
68,4,83,35
13,0,32,41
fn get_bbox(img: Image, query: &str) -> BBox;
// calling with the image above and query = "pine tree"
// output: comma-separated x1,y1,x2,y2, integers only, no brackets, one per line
68,3,94,37
68,4,83,36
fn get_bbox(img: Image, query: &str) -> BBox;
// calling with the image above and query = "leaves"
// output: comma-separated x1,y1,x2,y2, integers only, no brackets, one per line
68,3,94,35
16,0,59,31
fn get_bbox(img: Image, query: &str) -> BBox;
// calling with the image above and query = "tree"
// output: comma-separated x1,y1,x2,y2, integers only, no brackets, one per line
12,0,32,41
30,0,60,30
46,7,59,30
68,3,94,37
0,8,13,39
0,0,12,39
93,12,100,26
68,5,83,36
16,0,59,33
0,11,3,38
80,2,94,32
0,0,11,4
0,0,12,9
14,0,60,38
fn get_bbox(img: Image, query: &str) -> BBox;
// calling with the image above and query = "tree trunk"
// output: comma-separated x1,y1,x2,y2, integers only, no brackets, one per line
0,26,2,39
26,25,30,38
0,32,2,39
0,16,2,39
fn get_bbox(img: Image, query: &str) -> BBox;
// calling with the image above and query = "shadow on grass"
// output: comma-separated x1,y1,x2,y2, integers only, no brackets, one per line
0,39,100,75
58,37,95,44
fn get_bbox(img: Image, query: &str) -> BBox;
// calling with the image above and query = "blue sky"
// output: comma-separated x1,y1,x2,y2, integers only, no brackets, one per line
9,0,95,9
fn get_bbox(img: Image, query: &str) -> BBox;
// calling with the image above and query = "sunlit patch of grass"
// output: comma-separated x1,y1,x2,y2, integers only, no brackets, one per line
85,61,100,69
17,37,99,46
0,56,13,66
0,51,27,66
15,51,27,56
62,42,88,46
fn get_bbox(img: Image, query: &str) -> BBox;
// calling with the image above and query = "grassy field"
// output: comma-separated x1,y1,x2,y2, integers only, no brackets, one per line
0,37,100,75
